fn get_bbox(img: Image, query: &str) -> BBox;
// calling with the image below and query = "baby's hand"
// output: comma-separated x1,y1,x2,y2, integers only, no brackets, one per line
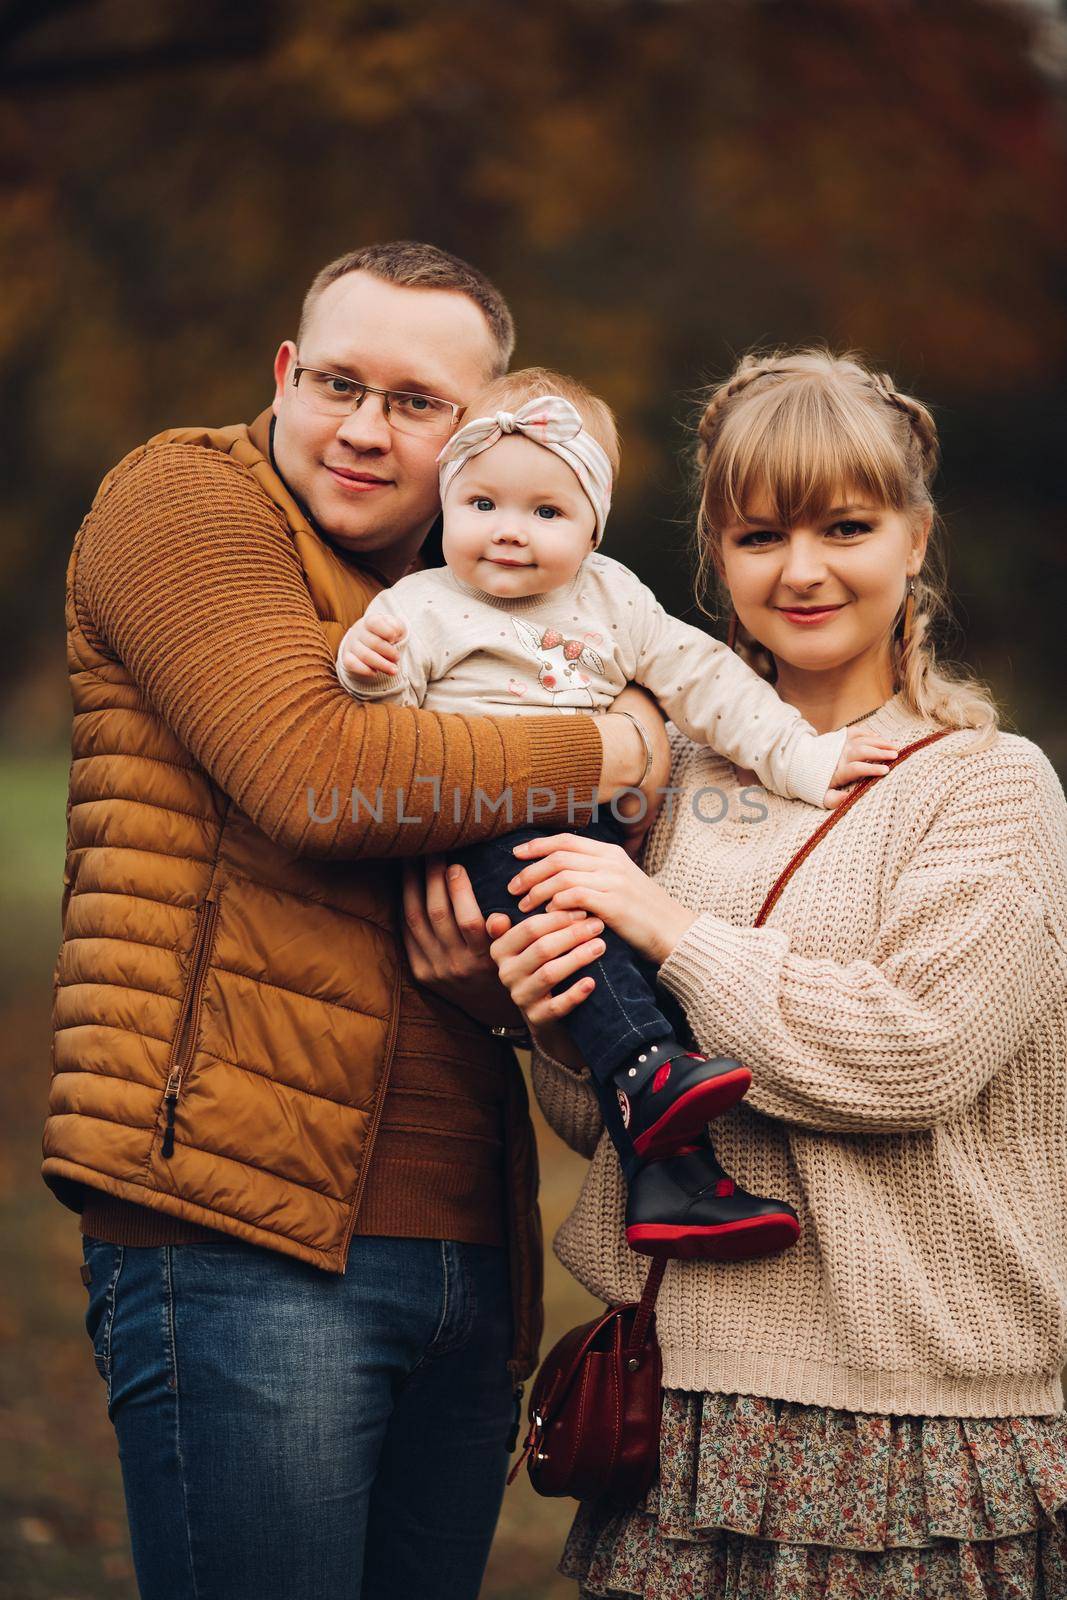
340,614,408,677
822,724,899,809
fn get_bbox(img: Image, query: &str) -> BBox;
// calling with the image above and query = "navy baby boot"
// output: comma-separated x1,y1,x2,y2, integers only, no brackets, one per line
625,1134,800,1261
612,1038,752,1162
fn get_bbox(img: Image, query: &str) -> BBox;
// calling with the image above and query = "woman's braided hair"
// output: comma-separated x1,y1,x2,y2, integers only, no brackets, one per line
692,347,997,746
695,352,939,490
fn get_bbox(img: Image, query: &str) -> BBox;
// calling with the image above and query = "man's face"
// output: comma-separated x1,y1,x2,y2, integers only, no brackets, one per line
271,271,497,560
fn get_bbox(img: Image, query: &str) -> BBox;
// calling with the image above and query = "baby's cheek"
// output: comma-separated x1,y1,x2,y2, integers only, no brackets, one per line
439,506,473,562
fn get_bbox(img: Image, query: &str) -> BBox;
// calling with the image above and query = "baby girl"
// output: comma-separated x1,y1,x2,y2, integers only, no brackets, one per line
336,368,897,1259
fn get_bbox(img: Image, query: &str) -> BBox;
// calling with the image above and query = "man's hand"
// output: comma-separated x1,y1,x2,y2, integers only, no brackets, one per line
340,613,408,677
400,856,526,1030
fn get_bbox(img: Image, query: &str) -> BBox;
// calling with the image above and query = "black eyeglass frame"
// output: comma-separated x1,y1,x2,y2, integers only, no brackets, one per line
290,365,463,434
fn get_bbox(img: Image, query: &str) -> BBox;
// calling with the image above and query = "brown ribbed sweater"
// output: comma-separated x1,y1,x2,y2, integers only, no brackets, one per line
75,420,602,1254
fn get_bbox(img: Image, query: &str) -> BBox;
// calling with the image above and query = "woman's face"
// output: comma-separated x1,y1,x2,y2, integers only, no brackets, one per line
718,492,929,676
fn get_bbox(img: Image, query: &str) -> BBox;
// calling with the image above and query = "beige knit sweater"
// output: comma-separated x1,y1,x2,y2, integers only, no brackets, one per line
532,693,1067,1418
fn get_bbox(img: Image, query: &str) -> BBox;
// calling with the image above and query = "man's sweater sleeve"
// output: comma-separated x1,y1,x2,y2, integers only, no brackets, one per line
73,443,602,861
656,747,1067,1133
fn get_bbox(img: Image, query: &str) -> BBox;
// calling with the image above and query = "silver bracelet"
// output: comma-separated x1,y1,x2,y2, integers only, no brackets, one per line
609,709,655,786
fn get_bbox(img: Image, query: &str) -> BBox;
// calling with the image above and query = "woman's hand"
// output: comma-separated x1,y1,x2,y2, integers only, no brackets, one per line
485,908,607,1069
400,857,524,1029
504,832,697,966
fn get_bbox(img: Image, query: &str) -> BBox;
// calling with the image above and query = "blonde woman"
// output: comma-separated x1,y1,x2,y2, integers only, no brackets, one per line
483,351,1067,1596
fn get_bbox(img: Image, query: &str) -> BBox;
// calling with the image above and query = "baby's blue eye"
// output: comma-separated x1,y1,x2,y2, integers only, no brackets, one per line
535,505,560,520
473,497,494,512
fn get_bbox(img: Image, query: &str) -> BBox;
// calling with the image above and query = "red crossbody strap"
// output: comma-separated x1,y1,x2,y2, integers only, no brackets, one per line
632,726,955,1318
626,1255,667,1356
754,729,954,928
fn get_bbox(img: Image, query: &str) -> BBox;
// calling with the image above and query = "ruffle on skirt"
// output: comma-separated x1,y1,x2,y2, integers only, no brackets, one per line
562,1390,1067,1599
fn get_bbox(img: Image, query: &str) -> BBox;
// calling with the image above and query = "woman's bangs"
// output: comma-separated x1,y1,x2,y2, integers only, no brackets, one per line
715,382,909,530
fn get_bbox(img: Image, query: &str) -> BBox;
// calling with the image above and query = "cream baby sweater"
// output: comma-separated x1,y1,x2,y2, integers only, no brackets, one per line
531,694,1067,1418
335,555,847,808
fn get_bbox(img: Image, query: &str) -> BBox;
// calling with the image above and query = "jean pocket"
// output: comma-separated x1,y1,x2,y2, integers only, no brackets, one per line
82,1238,124,1398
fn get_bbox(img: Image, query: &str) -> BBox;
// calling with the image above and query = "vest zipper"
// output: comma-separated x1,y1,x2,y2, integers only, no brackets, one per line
161,889,219,1159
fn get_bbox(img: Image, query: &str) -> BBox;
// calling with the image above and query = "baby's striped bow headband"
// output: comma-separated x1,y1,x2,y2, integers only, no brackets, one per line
436,394,613,546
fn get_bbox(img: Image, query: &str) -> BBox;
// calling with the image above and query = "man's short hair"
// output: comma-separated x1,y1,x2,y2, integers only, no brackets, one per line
298,241,515,377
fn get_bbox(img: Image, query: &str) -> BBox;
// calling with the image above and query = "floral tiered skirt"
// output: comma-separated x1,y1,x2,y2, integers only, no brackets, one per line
562,1391,1067,1598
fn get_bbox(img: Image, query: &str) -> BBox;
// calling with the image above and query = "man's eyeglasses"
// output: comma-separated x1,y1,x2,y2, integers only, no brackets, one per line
291,366,461,439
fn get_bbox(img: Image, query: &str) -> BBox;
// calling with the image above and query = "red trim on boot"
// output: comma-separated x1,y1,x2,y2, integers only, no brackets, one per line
631,1068,752,1159
626,1212,801,1262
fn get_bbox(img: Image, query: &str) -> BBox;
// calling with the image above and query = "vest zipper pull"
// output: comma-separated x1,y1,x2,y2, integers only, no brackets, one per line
161,1069,181,1158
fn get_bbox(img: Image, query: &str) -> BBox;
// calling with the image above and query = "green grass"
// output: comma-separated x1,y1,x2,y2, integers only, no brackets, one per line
0,756,68,902
0,750,599,1597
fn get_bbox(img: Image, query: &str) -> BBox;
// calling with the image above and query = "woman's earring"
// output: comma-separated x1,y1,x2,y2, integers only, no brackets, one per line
901,578,916,651
726,609,739,652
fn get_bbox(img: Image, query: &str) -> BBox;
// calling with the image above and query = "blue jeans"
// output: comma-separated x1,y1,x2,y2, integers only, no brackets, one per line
81,1232,517,1600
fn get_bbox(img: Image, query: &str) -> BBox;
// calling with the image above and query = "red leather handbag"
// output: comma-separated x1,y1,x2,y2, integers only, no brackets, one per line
508,1257,666,1507
510,731,953,1507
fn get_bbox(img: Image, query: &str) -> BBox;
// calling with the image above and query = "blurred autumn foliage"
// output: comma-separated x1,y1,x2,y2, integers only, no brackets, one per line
1,0,1065,762
1,5,1066,1594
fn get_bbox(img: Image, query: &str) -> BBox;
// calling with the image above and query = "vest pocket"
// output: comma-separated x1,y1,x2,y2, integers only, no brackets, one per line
161,890,220,1158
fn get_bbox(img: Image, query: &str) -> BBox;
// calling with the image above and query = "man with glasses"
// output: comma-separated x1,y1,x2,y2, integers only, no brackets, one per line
46,241,659,1600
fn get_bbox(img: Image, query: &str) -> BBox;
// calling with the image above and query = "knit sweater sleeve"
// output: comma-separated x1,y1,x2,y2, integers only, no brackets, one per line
73,442,602,861
656,741,1067,1132
528,1042,604,1158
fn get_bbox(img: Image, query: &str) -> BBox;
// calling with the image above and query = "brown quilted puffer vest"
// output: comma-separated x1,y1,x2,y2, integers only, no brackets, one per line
43,421,543,1375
